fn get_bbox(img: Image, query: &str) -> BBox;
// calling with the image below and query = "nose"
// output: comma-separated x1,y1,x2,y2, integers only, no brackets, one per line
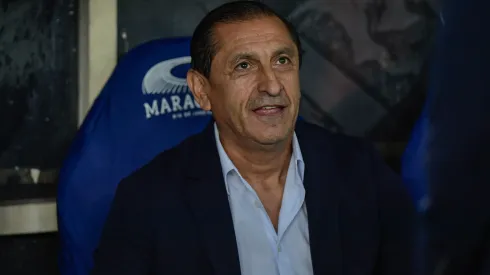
257,66,282,96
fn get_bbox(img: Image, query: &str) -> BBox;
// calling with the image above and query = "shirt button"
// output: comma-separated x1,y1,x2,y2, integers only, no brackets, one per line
254,200,261,208
277,245,282,252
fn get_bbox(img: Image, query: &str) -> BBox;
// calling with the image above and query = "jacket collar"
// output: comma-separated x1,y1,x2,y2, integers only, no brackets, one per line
184,120,343,275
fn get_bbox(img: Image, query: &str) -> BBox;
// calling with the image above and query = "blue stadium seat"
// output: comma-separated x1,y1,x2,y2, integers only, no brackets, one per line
57,37,211,275
401,101,430,213
400,17,444,214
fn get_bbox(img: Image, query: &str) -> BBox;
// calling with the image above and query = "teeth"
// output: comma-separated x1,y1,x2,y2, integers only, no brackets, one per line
262,106,276,109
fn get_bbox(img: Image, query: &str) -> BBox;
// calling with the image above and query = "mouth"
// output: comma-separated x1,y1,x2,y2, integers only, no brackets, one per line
252,105,286,116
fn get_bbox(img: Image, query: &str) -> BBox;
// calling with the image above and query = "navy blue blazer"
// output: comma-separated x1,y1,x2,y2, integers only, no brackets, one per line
91,121,415,275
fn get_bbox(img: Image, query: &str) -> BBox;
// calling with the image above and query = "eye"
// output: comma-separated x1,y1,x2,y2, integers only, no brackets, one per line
236,62,250,70
277,56,291,65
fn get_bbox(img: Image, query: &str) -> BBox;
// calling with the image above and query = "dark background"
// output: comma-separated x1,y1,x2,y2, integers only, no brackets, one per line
0,0,78,188
0,0,77,274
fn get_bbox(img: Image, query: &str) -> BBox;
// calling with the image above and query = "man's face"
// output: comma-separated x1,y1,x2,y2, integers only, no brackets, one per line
192,16,301,146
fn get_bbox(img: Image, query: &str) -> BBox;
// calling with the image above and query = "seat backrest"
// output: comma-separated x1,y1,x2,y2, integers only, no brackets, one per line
400,18,443,213
401,101,430,213
57,37,211,275
402,0,490,213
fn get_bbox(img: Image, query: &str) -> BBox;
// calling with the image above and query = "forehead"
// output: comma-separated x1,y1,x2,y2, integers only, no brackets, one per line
213,16,296,57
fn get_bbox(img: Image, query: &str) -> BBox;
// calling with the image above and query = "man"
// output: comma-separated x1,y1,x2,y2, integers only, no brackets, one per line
92,2,415,275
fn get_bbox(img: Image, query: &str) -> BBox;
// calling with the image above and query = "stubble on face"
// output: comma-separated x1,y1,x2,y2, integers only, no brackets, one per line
207,16,301,149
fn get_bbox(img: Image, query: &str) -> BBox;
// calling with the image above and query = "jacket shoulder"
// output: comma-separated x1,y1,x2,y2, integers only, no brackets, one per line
117,133,199,197
296,120,369,153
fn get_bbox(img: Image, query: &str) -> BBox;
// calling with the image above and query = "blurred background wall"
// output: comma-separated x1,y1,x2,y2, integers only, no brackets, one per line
1,0,116,274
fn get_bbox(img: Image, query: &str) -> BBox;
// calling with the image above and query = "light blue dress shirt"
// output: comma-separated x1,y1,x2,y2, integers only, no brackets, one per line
214,124,314,275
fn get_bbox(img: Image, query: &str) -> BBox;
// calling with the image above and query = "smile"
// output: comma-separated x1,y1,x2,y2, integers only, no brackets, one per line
253,105,286,116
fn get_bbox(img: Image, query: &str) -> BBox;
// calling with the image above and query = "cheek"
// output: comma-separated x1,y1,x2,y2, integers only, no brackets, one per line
281,74,301,101
224,80,255,111
230,92,250,115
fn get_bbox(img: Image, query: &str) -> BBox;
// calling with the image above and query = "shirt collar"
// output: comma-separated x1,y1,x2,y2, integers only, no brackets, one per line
214,123,305,194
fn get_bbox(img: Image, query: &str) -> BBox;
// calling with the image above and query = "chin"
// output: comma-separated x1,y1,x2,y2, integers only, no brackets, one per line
242,113,295,144
255,136,284,145
250,127,292,146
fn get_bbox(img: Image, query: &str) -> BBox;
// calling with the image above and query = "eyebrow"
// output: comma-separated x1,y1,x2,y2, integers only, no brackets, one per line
272,46,297,59
228,46,298,66
228,52,258,67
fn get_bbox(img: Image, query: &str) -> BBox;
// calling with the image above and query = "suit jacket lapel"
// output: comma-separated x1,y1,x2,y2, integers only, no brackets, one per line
184,122,241,275
296,122,343,275
183,121,343,275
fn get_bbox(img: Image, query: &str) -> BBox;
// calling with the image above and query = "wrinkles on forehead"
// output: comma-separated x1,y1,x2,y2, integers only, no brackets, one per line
208,15,272,62
210,17,297,72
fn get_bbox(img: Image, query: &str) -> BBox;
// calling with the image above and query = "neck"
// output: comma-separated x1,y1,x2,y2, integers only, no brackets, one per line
218,128,293,185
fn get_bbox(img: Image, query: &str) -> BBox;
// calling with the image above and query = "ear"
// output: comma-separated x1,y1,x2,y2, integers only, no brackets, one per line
187,69,211,111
